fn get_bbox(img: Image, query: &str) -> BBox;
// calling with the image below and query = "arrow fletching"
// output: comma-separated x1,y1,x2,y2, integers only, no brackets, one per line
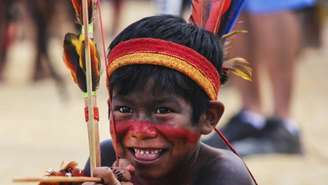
71,0,94,25
63,33,101,92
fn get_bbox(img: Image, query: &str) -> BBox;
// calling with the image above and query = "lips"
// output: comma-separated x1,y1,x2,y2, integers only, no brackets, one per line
129,148,166,162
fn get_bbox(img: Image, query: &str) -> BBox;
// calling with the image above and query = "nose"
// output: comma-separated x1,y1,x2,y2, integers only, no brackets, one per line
130,121,158,140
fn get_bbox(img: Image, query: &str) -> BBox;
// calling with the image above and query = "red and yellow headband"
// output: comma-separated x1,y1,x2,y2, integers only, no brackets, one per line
107,38,221,100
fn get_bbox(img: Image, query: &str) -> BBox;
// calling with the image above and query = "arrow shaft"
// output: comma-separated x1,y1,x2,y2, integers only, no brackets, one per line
82,0,100,176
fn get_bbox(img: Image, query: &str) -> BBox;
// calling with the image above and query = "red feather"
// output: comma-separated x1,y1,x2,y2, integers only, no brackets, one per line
207,0,231,32
190,0,231,33
190,0,204,27
71,0,93,24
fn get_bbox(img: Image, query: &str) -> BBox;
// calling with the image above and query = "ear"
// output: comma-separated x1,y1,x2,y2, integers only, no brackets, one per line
199,101,224,135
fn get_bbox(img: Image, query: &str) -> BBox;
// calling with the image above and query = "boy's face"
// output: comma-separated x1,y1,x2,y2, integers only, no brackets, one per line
110,82,202,179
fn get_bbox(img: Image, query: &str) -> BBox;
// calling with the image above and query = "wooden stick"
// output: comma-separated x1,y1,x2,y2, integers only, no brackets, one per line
82,0,101,176
13,176,101,183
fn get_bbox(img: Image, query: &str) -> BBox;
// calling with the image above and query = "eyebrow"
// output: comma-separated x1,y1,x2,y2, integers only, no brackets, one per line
112,95,134,105
112,95,181,105
153,97,180,104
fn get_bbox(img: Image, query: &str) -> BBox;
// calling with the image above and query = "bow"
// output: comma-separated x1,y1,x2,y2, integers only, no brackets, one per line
63,0,101,177
13,0,107,184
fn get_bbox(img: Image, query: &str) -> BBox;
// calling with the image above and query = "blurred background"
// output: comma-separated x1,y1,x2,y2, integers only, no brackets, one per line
0,0,327,185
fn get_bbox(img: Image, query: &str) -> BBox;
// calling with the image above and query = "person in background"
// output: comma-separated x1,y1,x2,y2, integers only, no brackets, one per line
203,0,317,156
154,0,192,16
0,0,17,82
109,0,124,36
154,0,183,15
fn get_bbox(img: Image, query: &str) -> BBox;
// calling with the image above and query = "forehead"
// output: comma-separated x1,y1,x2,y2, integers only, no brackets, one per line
112,84,186,106
112,79,183,101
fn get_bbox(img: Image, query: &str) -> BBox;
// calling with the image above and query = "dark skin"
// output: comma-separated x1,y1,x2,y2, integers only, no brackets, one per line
83,81,253,185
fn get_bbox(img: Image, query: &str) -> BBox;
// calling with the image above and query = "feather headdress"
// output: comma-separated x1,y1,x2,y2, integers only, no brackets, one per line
190,0,245,36
190,0,251,81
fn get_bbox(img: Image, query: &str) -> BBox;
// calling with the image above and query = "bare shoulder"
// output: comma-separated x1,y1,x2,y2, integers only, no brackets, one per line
194,143,255,185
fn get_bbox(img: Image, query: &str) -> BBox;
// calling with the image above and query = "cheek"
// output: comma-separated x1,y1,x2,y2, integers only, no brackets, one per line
109,120,124,156
155,124,200,144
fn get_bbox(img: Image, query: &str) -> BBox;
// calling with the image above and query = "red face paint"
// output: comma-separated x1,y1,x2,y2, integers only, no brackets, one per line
109,113,123,159
112,120,200,144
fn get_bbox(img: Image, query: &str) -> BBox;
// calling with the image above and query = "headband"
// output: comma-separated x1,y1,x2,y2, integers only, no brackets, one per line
107,38,220,100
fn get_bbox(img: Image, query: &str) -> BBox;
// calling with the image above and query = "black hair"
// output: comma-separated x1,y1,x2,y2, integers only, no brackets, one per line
108,15,226,123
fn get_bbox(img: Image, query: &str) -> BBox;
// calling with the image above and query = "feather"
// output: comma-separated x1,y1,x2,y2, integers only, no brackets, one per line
206,0,231,33
190,0,245,37
222,29,247,39
63,33,101,92
219,0,245,36
223,30,247,58
223,57,252,81
191,0,231,32
71,0,93,25
190,0,203,26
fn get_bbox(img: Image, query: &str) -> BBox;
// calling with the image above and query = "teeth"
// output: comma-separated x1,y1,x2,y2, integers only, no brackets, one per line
133,148,162,155
132,148,164,161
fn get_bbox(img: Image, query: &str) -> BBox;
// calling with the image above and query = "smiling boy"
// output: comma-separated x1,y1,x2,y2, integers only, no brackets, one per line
83,15,254,185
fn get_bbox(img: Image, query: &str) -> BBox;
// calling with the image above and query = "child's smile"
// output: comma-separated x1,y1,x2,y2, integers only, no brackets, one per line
131,148,164,161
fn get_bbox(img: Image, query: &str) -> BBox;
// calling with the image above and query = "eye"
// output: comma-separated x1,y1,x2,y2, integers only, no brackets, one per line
155,107,173,114
117,106,133,113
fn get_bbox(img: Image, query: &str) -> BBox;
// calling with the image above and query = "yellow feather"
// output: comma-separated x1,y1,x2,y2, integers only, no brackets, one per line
223,57,252,81
222,30,248,39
